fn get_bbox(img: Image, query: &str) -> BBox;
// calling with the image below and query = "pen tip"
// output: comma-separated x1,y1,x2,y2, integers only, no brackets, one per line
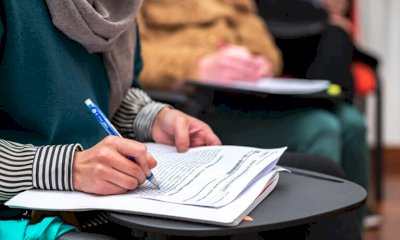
150,177,160,189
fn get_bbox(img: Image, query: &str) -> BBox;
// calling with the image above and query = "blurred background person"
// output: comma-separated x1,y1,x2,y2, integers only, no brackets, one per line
137,0,368,229
257,0,355,103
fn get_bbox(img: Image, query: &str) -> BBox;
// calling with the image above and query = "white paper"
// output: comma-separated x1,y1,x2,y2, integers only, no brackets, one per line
6,167,284,226
6,144,288,226
134,145,286,207
193,77,330,95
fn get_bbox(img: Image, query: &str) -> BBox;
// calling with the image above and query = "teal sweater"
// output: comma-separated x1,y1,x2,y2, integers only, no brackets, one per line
0,0,142,149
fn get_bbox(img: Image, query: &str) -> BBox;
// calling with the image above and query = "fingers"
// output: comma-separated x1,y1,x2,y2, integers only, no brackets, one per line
95,147,147,185
218,51,274,81
324,0,348,15
98,164,142,190
198,47,264,82
220,55,259,72
94,181,127,196
219,56,261,80
187,117,222,147
72,136,157,196
151,109,221,153
90,163,140,195
190,129,222,147
107,136,152,177
173,116,190,152
205,131,222,146
254,56,274,77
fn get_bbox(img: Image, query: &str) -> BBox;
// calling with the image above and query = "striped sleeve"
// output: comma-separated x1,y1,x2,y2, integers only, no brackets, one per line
112,88,170,141
0,139,80,203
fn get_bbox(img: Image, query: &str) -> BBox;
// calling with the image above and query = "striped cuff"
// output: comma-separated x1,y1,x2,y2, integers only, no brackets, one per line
112,88,152,140
0,140,37,202
133,102,171,142
112,88,171,141
32,144,81,191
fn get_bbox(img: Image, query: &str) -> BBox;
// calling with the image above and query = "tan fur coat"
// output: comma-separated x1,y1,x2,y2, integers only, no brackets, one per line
138,0,282,90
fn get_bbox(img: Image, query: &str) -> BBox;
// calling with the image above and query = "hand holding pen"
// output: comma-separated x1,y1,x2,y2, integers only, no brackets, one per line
72,136,158,195
85,99,160,189
70,99,159,196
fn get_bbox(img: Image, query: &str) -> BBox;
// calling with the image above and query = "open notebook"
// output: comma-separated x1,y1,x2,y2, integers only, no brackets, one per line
6,143,287,226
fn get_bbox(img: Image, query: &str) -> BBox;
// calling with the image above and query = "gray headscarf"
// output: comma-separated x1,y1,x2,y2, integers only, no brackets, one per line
45,0,143,116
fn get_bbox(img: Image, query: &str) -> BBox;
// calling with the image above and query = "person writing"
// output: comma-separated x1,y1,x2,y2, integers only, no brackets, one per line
256,0,373,227
0,1,362,239
0,0,220,238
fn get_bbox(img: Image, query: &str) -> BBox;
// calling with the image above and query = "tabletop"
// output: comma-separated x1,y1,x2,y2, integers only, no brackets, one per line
107,167,366,238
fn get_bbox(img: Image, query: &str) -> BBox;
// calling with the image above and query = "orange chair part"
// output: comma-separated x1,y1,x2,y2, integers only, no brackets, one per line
352,62,377,96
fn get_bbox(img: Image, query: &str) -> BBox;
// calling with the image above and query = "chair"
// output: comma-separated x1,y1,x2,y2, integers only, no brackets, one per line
349,0,383,202
149,0,384,203
352,41,384,203
255,0,384,202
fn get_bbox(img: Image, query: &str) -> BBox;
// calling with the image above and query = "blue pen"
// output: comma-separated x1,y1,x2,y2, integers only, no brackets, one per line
85,98,160,189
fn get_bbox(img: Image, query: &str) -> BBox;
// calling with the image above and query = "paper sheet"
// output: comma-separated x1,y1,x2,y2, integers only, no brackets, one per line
133,144,286,207
192,77,331,95
6,144,288,226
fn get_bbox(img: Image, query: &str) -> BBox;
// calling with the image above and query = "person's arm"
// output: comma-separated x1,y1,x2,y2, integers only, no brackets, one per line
0,139,80,202
111,87,221,152
111,88,170,141
322,0,352,32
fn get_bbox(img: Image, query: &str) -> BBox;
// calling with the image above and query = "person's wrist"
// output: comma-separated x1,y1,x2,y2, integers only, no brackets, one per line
72,150,83,192
134,102,172,142
151,107,172,134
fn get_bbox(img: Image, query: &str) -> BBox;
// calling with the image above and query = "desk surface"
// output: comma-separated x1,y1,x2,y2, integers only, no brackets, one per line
107,168,366,237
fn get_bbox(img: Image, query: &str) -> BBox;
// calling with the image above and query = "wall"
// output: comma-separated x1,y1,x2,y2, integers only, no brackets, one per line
359,0,400,147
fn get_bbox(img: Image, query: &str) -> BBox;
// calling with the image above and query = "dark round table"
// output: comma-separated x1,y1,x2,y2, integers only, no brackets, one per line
108,168,366,239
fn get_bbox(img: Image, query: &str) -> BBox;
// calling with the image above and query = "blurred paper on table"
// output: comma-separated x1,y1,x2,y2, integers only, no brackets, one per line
189,78,331,95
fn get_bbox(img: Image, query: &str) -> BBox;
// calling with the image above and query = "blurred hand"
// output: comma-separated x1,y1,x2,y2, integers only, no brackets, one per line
197,45,273,82
329,14,352,33
73,136,157,195
152,108,221,153
253,55,274,78
323,0,349,16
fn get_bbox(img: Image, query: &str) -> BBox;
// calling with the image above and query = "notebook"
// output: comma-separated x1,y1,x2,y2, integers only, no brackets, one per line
6,143,287,226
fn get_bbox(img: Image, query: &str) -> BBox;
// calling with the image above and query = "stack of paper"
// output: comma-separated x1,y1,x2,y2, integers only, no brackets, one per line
6,144,287,226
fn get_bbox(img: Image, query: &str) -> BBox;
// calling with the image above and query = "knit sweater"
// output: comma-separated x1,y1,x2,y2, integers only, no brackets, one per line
137,0,283,90
0,0,166,203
